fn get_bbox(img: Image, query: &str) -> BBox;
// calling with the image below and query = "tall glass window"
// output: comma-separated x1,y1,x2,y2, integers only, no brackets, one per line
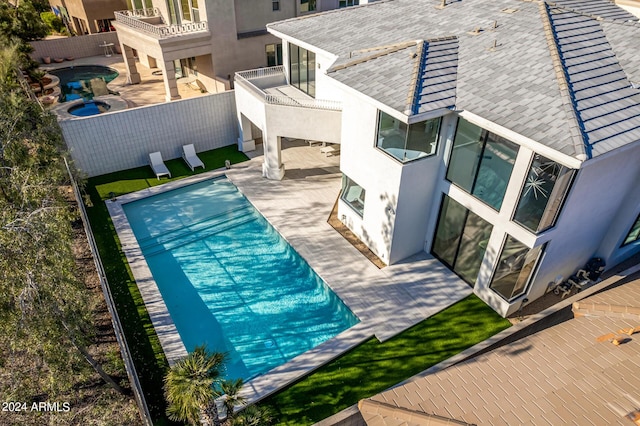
432,195,493,285
376,111,440,163
446,118,519,211
289,43,315,97
490,237,544,301
623,214,640,246
266,44,283,67
341,176,365,217
300,0,316,12
513,154,575,233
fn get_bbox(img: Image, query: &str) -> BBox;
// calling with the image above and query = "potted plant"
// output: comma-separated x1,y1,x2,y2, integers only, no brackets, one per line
42,56,51,64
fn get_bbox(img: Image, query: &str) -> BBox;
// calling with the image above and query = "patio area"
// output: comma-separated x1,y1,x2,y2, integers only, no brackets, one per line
42,55,211,107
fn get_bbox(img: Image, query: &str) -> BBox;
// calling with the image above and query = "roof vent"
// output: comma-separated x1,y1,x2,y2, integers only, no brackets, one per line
468,27,484,35
501,8,518,13
435,0,446,10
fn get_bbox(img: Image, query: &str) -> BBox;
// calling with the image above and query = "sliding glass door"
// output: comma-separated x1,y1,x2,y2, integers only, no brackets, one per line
432,195,493,285
289,43,315,97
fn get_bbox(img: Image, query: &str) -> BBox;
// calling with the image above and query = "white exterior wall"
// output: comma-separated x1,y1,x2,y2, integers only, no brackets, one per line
530,143,640,298
61,92,238,177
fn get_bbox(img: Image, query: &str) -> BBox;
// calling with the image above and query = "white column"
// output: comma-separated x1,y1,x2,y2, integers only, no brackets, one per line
122,45,141,84
237,113,256,152
161,59,181,101
262,133,285,180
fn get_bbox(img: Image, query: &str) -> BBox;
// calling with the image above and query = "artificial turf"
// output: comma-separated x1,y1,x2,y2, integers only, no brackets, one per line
262,294,511,425
82,145,511,425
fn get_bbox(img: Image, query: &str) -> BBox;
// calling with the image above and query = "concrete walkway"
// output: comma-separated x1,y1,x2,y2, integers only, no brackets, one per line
107,139,471,405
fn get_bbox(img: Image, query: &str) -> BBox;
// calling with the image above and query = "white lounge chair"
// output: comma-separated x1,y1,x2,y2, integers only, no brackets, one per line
182,144,205,171
149,151,171,179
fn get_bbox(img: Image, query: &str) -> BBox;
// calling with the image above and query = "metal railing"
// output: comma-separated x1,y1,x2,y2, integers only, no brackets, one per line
63,158,153,426
235,66,342,112
114,9,208,38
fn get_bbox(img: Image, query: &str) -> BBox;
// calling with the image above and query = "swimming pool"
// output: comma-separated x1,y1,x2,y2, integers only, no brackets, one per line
122,177,359,380
49,65,119,102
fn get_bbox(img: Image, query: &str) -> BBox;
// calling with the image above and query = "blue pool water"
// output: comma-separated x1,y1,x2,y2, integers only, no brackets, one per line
122,177,359,381
49,65,119,101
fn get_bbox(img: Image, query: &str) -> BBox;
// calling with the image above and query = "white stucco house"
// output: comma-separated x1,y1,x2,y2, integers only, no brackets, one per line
112,0,369,101
234,0,640,317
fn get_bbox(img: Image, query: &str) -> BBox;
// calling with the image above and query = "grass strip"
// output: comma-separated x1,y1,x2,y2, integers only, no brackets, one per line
262,294,511,425
83,145,249,424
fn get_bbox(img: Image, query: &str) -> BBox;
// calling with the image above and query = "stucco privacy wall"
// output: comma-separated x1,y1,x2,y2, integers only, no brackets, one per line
30,33,120,63
61,91,238,177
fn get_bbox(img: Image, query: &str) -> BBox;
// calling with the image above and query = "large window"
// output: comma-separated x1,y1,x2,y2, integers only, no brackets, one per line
339,0,359,7
376,111,440,163
341,176,365,216
513,154,575,233
300,0,316,12
266,43,282,66
432,195,493,285
289,43,315,97
446,118,519,211
490,237,544,301
623,214,640,246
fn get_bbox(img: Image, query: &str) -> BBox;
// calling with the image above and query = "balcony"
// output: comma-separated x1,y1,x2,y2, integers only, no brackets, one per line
114,8,209,39
235,66,342,112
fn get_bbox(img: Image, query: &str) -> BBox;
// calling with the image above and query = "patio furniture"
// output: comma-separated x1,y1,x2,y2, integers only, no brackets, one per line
181,144,205,171
320,144,340,157
149,151,171,179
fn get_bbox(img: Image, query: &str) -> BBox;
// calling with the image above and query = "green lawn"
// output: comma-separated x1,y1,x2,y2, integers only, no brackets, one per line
262,295,511,425
82,145,511,425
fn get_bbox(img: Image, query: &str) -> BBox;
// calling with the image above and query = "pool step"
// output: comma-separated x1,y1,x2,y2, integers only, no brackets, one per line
141,207,256,256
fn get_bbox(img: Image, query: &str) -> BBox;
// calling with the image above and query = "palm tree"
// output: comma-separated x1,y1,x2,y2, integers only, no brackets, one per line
221,378,246,421
164,345,227,426
231,404,274,426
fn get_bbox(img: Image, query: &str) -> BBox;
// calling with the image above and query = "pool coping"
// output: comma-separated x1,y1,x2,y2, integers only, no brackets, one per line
106,169,375,404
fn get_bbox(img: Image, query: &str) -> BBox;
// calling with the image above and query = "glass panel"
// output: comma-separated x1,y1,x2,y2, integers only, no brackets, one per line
514,155,574,233
490,237,543,301
167,0,178,24
623,214,640,246
300,0,315,12
276,43,283,65
432,196,467,268
181,0,191,21
290,44,299,89
341,176,366,216
266,44,276,67
405,117,440,159
455,211,492,284
472,133,518,210
300,48,308,94
173,59,183,79
308,50,316,97
376,111,408,162
446,118,484,192
192,8,199,22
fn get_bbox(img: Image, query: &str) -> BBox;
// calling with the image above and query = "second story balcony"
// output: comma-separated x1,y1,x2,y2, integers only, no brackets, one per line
235,66,342,112
114,8,209,39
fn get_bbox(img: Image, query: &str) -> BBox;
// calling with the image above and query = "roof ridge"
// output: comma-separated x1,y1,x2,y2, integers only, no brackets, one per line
540,2,590,159
328,40,419,73
406,40,427,115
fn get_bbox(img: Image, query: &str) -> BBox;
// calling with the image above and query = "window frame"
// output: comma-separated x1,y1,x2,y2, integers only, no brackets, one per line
622,213,640,247
375,110,441,164
340,176,366,217
272,0,280,11
512,153,576,234
489,236,545,302
446,117,519,211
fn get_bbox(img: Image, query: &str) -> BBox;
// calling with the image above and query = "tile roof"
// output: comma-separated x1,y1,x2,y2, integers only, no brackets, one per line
269,0,640,160
359,272,640,425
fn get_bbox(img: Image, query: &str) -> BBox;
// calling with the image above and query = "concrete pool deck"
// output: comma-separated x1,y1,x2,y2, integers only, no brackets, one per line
107,139,472,405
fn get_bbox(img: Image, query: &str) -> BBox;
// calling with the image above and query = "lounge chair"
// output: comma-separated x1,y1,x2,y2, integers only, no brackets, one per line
181,144,205,171
149,151,171,179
